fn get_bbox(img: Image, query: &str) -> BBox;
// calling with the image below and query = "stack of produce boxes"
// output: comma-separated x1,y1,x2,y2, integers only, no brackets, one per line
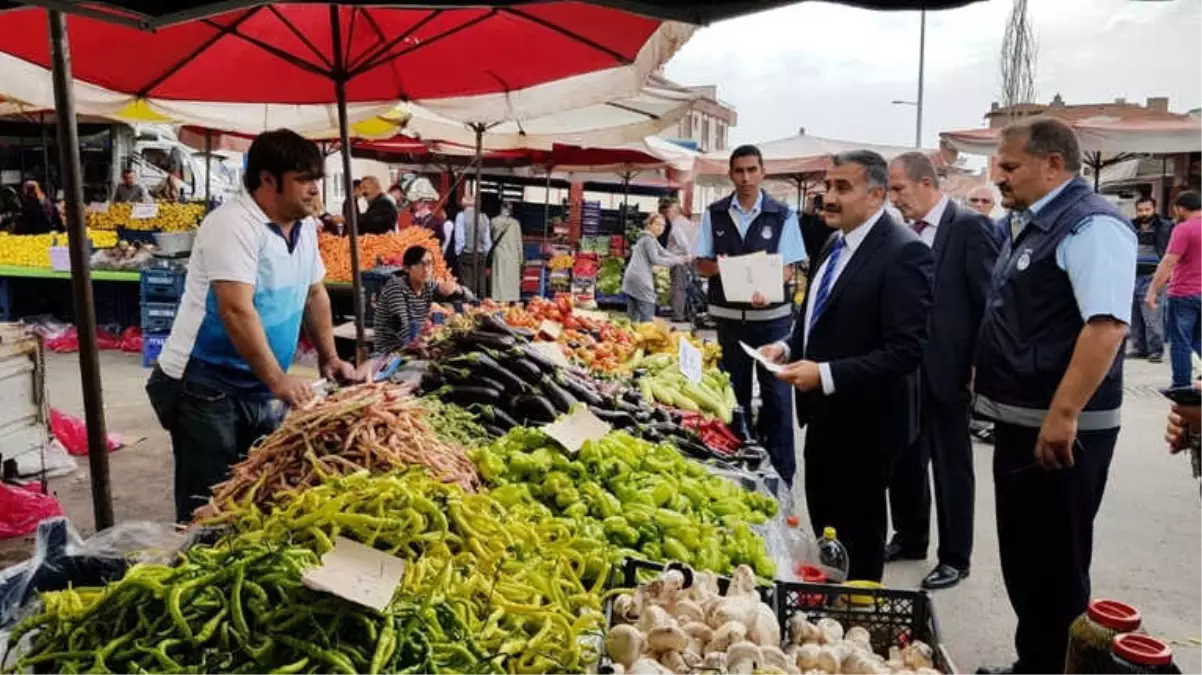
139,262,186,367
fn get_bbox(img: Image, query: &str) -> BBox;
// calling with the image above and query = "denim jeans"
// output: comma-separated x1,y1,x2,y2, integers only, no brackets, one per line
626,297,656,323
1130,274,1164,357
1165,294,1202,387
145,367,283,523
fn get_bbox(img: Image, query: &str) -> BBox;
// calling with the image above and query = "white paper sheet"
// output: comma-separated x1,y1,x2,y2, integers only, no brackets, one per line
739,341,784,374
718,252,784,303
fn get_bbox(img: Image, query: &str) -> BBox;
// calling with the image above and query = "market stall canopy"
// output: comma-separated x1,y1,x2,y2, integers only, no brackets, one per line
940,116,1202,155
0,3,694,131
0,0,985,28
694,131,944,183
551,135,696,172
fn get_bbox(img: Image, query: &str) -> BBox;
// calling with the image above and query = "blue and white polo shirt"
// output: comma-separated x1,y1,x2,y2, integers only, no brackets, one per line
158,192,325,399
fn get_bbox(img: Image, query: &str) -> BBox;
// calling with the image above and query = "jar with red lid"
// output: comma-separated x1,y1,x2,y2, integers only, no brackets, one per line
1065,599,1143,673
1111,633,1180,674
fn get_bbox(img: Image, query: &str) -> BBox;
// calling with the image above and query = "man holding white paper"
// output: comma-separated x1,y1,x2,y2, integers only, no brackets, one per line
694,144,807,484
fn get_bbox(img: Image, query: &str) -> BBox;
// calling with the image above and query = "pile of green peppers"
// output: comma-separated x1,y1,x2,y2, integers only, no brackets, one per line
472,428,778,577
6,544,492,674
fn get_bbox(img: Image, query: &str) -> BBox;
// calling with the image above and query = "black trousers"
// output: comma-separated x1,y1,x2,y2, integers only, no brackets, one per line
888,395,975,569
993,422,1117,674
805,422,892,582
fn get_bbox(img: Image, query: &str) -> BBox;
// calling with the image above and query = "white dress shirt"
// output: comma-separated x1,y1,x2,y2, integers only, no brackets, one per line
790,206,886,395
912,195,948,247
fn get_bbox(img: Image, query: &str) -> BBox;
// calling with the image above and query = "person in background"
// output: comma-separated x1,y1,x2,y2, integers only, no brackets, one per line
144,129,358,523
1129,196,1175,362
490,201,522,303
18,180,63,235
1164,381,1201,457
661,197,696,322
455,193,492,297
341,178,362,227
112,169,151,203
387,183,403,205
357,176,399,235
761,150,933,582
696,144,807,485
623,213,686,323
1146,190,1201,388
373,245,471,356
0,186,22,232
800,191,837,261
967,185,1007,246
884,152,999,590
152,170,184,202
974,117,1135,675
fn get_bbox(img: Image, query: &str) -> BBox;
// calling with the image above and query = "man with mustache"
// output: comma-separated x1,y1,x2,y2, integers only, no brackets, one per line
761,150,933,581
974,117,1135,675
1128,196,1174,362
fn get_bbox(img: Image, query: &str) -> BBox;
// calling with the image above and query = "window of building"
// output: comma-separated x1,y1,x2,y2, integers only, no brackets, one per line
702,117,710,151
717,123,726,151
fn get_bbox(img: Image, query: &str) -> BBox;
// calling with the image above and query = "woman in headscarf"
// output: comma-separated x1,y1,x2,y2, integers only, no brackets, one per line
406,177,456,272
17,181,63,235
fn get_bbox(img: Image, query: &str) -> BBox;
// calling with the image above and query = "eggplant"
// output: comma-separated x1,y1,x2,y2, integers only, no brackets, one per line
477,313,521,339
482,424,506,438
517,344,559,374
462,329,516,351
512,395,558,425
588,406,637,429
621,389,643,406
420,370,444,392
651,407,672,424
502,356,544,382
441,384,503,408
613,399,645,417
648,422,684,438
448,353,526,394
470,404,520,430
511,326,536,341
554,372,603,407
676,438,717,461
640,427,666,444
540,376,579,413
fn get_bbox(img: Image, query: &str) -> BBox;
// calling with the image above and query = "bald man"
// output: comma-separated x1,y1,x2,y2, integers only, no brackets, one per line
967,185,1007,247
357,176,399,235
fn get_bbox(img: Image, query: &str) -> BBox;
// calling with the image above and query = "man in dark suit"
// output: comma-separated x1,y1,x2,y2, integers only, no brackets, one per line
761,150,933,581
884,152,1000,590
357,176,400,235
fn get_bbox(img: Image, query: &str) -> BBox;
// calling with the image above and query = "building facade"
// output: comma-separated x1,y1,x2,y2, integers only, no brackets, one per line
656,79,737,154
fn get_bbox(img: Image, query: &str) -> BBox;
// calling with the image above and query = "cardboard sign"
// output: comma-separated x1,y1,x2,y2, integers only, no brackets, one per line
542,406,611,456
574,308,609,324
129,202,160,220
302,537,406,612
538,320,563,340
678,336,703,384
530,341,573,369
85,202,109,214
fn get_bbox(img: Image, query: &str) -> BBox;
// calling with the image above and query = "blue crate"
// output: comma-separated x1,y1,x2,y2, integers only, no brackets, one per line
140,268,186,302
142,333,169,368
141,301,178,334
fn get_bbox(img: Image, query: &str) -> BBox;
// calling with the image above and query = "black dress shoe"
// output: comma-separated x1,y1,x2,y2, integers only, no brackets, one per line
883,539,927,563
921,564,969,590
975,665,1014,674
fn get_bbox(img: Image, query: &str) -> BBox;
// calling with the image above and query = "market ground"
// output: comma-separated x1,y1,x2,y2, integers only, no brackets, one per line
1,351,1198,671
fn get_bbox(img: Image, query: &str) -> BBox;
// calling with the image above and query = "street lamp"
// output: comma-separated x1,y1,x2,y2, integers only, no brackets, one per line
892,6,927,149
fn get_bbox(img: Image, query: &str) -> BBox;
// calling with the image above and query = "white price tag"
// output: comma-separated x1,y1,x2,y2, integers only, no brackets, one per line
574,308,609,324
530,341,573,369
542,407,611,456
538,320,563,340
130,202,159,219
302,537,405,612
678,336,703,384
85,202,109,214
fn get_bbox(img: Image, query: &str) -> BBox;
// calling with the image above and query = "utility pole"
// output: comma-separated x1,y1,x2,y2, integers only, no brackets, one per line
915,6,926,148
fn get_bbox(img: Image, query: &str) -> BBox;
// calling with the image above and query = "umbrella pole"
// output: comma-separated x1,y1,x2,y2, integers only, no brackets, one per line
40,112,51,194
472,124,484,298
331,7,366,363
47,9,113,531
204,129,212,207
543,166,552,249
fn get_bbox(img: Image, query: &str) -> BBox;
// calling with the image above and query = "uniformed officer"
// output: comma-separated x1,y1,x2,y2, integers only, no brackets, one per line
973,118,1136,675
694,145,807,484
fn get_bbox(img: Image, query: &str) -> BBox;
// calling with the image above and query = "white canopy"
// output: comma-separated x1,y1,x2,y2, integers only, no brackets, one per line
695,132,939,179
940,115,1202,156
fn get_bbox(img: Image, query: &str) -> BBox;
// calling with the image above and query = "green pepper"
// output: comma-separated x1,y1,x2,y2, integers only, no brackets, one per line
662,537,692,563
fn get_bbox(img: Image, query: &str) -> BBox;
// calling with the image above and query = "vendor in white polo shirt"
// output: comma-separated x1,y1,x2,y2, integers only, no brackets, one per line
145,129,358,523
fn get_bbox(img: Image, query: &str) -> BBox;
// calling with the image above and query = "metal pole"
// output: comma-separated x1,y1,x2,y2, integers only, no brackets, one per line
204,128,212,207
48,10,113,531
472,124,484,298
915,6,926,148
40,112,51,194
542,166,552,248
330,7,366,362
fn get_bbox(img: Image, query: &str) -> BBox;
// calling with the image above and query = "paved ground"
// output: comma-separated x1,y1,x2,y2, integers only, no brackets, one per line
1,350,1198,671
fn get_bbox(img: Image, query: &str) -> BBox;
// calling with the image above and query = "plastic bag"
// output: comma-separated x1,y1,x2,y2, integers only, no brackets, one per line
0,517,185,628
119,326,143,353
49,408,123,457
44,325,79,353
0,484,63,541
95,327,121,351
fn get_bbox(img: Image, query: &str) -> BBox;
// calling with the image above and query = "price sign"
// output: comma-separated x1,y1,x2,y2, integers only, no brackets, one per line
678,336,703,384
302,537,405,612
538,320,563,340
543,407,611,457
529,341,572,369
130,202,159,220
85,202,109,214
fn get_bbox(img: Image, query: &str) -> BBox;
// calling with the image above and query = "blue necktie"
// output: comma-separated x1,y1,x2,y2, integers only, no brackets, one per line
809,236,845,330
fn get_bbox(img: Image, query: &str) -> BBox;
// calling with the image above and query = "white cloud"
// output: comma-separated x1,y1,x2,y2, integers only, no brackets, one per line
663,0,1202,149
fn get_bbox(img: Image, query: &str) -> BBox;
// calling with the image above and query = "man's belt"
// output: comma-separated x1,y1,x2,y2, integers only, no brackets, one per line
974,393,1121,431
709,304,793,322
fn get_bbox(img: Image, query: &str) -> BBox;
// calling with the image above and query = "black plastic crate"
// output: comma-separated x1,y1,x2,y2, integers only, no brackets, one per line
141,301,178,334
140,267,187,303
777,581,951,672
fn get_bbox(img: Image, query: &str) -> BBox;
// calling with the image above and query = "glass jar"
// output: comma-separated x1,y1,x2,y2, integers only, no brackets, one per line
1111,634,1180,675
1066,599,1142,674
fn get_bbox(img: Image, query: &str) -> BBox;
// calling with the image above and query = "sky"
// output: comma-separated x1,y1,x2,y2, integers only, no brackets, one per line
662,0,1202,150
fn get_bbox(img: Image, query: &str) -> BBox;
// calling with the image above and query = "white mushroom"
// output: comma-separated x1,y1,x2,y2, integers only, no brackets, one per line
901,641,934,670
789,615,824,645
816,618,844,645
645,619,689,655
672,599,705,625
681,622,713,656
658,650,688,674
606,624,646,670
701,651,727,672
845,626,872,652
630,656,672,674
794,643,822,671
841,650,889,674
688,570,721,603
814,645,840,674
613,594,639,623
746,603,781,647
761,645,798,674
726,641,762,675
705,621,746,655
